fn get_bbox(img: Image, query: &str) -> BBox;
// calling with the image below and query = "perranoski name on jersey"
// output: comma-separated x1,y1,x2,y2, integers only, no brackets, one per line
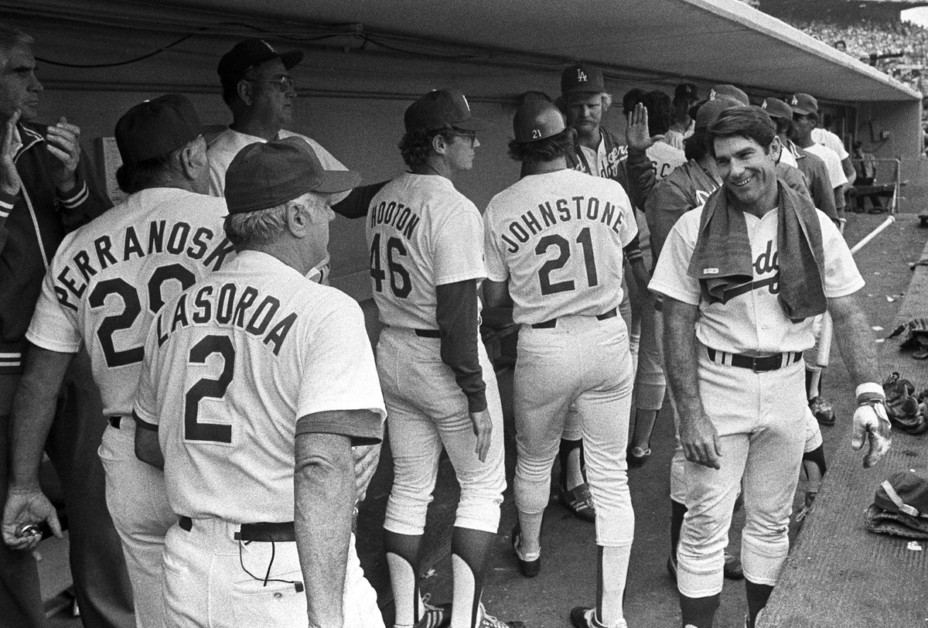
156,283,297,356
368,200,421,239
499,196,625,253
54,221,236,311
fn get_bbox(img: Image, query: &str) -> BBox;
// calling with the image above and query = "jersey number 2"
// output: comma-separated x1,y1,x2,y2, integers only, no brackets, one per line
369,233,411,298
536,227,598,295
184,335,234,444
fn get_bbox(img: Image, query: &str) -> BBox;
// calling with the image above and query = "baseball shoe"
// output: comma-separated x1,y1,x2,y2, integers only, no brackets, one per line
724,551,744,580
511,525,540,578
569,606,627,628
809,396,836,426
560,482,596,522
413,602,451,628
477,604,525,628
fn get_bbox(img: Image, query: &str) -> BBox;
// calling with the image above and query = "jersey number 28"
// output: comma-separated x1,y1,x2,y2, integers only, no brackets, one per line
536,227,598,295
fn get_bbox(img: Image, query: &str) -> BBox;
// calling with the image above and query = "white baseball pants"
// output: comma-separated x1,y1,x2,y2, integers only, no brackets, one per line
676,350,806,598
379,328,506,536
162,519,382,627
98,419,174,628
513,315,635,547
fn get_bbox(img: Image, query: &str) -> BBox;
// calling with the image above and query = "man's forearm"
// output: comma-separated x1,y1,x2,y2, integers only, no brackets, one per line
10,346,74,487
829,293,881,386
294,432,355,628
662,298,703,425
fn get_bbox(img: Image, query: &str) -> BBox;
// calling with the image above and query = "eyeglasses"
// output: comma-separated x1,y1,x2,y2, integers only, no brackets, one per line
245,75,295,93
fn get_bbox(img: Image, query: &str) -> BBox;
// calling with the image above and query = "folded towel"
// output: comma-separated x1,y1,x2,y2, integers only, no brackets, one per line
687,181,826,321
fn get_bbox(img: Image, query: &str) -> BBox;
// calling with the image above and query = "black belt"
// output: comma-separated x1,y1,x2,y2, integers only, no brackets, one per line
531,308,617,329
706,347,802,372
414,329,441,338
108,416,122,429
178,516,296,542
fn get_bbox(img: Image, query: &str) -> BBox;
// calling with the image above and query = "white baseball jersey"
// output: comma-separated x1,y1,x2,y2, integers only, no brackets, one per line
803,143,848,190
133,250,386,522
811,127,849,161
649,205,863,354
484,169,637,325
26,188,232,417
366,173,486,330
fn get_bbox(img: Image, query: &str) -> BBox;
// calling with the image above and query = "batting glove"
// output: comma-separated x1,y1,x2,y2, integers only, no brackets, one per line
851,383,892,468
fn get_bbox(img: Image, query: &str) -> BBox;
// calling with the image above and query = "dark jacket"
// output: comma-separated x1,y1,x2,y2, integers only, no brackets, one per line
0,121,111,372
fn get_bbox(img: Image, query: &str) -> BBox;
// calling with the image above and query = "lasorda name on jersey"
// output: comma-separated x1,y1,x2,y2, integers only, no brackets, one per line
54,220,235,312
369,200,421,239
498,194,625,253
156,282,297,357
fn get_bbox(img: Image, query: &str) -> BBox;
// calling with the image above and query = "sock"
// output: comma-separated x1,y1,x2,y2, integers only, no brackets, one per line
560,438,585,491
806,366,822,399
745,580,774,627
670,500,687,559
516,510,543,558
450,526,495,628
385,531,423,627
679,593,719,628
597,545,631,627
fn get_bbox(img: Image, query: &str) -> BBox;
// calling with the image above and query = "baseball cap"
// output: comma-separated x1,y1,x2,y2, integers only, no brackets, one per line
693,97,740,130
709,84,749,106
561,63,605,97
512,97,566,143
217,38,304,86
404,88,483,133
674,83,699,104
761,97,793,120
225,137,361,215
115,94,202,165
789,93,818,116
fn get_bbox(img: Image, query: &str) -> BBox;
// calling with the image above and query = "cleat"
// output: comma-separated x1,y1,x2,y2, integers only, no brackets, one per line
511,525,540,578
809,396,836,426
560,482,596,522
724,551,744,580
413,602,451,628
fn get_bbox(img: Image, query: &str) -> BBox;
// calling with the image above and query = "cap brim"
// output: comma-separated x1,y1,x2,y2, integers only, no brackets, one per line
453,117,485,132
314,170,362,195
280,50,304,70
790,106,814,116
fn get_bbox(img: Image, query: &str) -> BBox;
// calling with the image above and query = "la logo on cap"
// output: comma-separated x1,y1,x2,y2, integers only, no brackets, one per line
577,69,588,82
709,88,717,100
791,95,799,105
762,100,768,109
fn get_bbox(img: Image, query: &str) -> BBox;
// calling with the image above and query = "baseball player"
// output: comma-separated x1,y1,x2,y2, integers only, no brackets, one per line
556,64,655,521
650,106,891,628
789,94,848,223
484,97,637,628
371,88,518,628
133,137,385,628
2,94,232,627
207,38,385,284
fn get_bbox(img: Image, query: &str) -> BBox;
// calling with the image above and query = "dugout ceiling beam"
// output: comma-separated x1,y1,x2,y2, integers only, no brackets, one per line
5,0,920,103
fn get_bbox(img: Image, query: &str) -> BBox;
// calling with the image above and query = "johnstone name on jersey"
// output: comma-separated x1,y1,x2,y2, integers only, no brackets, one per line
54,220,236,312
368,200,421,239
155,282,298,357
499,195,625,253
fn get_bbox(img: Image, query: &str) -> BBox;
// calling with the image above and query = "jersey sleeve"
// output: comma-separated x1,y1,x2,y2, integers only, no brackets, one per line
819,216,865,298
295,296,385,444
432,208,487,286
132,309,165,430
649,212,701,305
25,263,82,354
482,205,509,283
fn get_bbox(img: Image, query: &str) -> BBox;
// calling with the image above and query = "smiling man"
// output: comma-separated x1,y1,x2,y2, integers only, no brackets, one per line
649,106,892,628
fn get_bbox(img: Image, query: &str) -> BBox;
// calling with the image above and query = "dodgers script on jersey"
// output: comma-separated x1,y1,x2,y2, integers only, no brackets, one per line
366,173,486,330
649,205,864,354
484,169,637,325
26,188,232,416
134,251,385,522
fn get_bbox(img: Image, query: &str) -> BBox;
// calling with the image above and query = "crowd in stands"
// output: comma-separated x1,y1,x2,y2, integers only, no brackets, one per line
785,18,928,94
